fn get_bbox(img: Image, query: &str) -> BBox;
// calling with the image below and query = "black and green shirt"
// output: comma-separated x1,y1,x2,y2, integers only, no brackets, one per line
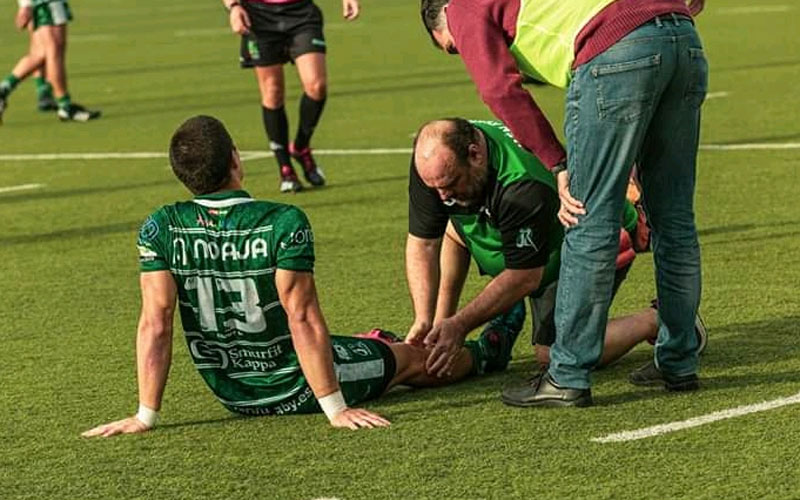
409,120,564,290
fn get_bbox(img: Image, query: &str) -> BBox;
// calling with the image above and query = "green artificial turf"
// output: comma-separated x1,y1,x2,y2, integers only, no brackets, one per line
1,1,799,498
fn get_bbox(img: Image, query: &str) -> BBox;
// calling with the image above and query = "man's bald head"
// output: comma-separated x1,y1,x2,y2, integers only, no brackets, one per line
413,118,487,206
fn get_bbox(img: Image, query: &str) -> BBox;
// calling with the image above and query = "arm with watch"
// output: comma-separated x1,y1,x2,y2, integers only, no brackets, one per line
223,0,251,35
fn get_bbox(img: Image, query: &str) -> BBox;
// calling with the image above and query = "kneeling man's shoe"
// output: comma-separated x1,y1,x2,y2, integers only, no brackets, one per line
629,361,699,392
502,372,593,408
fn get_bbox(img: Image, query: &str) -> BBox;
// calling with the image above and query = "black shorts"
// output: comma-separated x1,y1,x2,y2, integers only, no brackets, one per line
239,0,326,67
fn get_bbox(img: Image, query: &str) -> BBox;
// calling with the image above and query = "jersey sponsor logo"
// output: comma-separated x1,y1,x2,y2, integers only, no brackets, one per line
139,216,159,241
280,228,314,250
137,244,159,261
172,236,269,265
196,214,216,228
247,39,261,60
516,228,539,251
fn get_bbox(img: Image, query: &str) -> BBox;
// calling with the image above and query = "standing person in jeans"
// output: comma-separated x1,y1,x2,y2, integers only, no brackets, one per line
419,0,708,406
224,0,360,193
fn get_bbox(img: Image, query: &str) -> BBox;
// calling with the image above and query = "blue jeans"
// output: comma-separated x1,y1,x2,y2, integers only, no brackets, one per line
549,15,708,389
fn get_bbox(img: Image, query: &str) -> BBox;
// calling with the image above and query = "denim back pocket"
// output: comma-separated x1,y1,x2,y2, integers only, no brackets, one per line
593,54,661,123
685,47,708,108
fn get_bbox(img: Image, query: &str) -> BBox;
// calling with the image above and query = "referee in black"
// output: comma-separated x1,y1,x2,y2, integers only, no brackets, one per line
223,0,360,192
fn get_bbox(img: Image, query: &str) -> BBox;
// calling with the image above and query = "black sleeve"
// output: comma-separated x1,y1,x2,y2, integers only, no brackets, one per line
495,181,559,269
408,157,449,238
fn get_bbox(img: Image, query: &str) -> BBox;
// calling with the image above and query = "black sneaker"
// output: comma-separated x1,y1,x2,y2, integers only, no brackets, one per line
501,372,593,408
629,361,699,391
289,143,326,187
477,301,526,373
57,103,101,122
279,165,303,193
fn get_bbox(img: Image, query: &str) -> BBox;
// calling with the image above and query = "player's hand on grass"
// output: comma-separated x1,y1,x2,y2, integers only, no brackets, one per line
405,319,432,346
229,4,251,35
687,0,704,16
342,0,360,20
556,169,585,228
15,7,32,30
330,408,390,430
424,317,466,378
81,416,152,438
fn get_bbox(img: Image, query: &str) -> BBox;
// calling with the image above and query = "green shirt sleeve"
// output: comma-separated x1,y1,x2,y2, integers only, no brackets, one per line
137,210,170,272
273,206,315,272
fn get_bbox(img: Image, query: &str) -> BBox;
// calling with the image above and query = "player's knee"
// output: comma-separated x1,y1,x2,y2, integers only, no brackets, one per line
303,79,327,100
391,343,427,380
261,89,285,109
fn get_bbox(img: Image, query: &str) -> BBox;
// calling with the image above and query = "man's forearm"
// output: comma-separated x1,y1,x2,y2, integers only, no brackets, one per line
433,234,470,323
453,267,542,333
291,317,340,399
136,322,173,411
406,234,442,326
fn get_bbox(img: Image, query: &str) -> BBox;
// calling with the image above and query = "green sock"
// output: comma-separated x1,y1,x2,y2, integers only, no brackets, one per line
34,77,53,98
1,74,21,94
57,94,71,110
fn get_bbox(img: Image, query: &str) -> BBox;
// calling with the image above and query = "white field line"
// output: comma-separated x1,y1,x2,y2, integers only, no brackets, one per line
1,142,799,163
717,5,792,15
0,149,413,162
0,183,44,194
706,91,730,99
174,28,230,37
592,391,800,443
69,34,118,42
700,143,800,151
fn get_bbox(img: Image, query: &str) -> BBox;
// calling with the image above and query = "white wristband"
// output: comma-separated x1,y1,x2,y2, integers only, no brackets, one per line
18,0,33,8
135,404,159,428
318,391,347,421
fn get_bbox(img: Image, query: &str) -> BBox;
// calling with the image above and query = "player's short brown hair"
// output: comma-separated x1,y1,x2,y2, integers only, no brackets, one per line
169,115,234,194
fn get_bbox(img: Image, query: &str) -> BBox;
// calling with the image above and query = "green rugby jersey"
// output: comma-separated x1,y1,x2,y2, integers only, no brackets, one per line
137,190,315,411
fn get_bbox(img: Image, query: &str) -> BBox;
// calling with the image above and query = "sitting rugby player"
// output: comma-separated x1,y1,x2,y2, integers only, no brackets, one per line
82,116,518,437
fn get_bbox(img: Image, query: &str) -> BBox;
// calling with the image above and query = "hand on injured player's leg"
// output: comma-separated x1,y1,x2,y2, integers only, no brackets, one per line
405,319,432,346
330,408,391,430
424,318,467,378
81,416,152,438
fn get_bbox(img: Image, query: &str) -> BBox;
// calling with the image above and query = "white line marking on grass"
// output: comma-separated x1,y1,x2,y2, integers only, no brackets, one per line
70,34,117,42
718,5,792,15
0,149,414,162
700,143,800,151
174,28,230,37
3,142,800,163
706,91,730,99
0,183,44,194
592,391,800,443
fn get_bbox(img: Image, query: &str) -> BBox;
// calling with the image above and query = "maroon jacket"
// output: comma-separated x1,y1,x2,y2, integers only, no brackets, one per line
445,0,691,169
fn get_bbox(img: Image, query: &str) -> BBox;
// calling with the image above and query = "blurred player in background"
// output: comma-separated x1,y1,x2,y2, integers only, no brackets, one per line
82,116,520,438
224,0,359,193
0,0,101,124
